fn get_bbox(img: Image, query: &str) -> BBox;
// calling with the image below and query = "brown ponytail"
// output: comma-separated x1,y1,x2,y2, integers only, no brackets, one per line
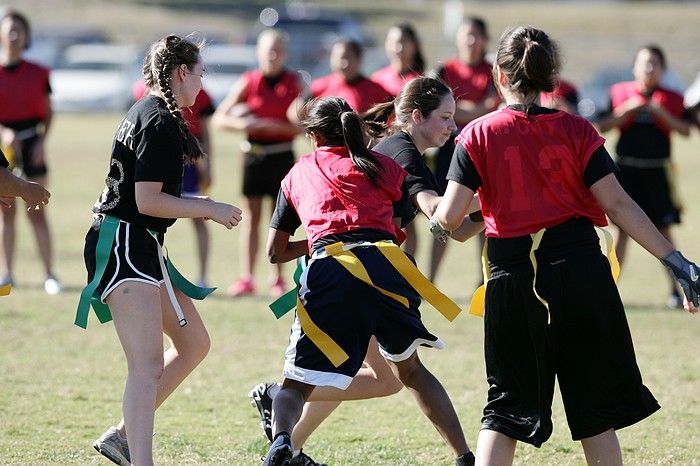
495,26,559,97
363,77,453,138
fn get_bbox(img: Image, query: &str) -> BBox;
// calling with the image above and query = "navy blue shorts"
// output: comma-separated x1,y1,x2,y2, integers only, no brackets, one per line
283,246,443,389
181,164,200,195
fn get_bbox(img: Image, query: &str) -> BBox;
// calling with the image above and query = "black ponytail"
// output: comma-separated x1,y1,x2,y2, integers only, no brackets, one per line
301,97,382,184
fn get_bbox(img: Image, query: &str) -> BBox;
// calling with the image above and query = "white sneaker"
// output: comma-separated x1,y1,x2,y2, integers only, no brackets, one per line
93,426,130,465
44,277,62,295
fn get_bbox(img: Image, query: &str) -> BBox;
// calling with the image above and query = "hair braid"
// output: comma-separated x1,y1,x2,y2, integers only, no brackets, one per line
145,34,205,164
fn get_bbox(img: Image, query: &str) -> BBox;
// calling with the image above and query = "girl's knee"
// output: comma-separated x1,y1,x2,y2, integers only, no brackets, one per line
128,355,165,381
176,325,211,366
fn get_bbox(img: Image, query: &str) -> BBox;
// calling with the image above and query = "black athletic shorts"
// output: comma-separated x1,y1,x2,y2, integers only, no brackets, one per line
15,136,47,178
481,218,659,446
84,220,165,302
616,164,680,226
242,148,295,198
283,245,443,389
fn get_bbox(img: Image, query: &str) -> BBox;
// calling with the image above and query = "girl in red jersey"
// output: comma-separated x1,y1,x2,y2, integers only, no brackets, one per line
433,26,698,466
213,28,303,298
80,35,242,466
262,96,474,466
598,45,692,308
306,39,391,114
433,16,501,283
371,23,425,97
250,78,482,466
0,10,61,294
133,80,216,287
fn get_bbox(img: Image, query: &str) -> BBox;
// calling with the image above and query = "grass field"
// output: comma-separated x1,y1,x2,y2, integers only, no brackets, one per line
0,112,699,465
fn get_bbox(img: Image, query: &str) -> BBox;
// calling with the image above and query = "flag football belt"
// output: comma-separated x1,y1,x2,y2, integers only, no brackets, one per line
269,240,462,368
240,140,294,156
468,227,620,322
74,215,216,329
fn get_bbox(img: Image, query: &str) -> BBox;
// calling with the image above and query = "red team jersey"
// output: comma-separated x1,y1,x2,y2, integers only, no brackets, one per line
281,145,406,248
440,59,493,104
131,80,214,138
540,80,578,109
457,108,607,238
610,81,685,136
370,65,422,97
241,69,302,142
0,59,50,123
310,73,391,114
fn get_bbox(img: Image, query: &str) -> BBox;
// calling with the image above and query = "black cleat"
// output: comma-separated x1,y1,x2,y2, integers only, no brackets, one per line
262,432,293,466
249,382,280,442
288,449,327,466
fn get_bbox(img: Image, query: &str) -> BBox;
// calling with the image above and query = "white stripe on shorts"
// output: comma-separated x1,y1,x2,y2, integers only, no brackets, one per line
379,337,446,362
283,315,353,389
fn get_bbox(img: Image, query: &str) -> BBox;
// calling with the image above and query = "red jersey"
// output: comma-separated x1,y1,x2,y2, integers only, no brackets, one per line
241,69,302,142
540,80,578,109
440,59,493,104
281,145,406,248
131,80,214,138
456,108,607,238
0,59,51,123
370,65,422,97
610,81,685,137
310,73,391,114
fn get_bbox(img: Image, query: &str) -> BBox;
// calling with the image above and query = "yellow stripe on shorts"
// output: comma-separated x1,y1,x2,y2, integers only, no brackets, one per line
295,296,349,368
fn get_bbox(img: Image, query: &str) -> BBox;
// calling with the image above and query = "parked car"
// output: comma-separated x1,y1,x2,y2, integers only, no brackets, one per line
201,43,257,106
51,44,139,112
25,26,110,68
578,66,685,120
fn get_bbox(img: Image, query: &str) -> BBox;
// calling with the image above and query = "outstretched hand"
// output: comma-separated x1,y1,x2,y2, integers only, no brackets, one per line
21,181,51,211
661,250,700,312
208,202,243,229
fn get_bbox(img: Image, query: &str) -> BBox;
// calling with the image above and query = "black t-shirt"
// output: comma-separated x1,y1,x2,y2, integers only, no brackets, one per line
373,131,442,225
448,105,618,191
0,148,8,168
93,96,184,232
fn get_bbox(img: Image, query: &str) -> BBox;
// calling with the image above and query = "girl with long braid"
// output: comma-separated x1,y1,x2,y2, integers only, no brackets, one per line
78,35,242,466
262,96,473,466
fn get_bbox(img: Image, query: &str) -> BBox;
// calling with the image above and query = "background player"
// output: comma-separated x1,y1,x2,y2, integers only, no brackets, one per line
214,28,302,298
597,44,692,308
0,9,61,294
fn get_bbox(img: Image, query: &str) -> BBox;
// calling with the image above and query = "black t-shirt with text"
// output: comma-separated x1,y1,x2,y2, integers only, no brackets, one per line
93,96,183,232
